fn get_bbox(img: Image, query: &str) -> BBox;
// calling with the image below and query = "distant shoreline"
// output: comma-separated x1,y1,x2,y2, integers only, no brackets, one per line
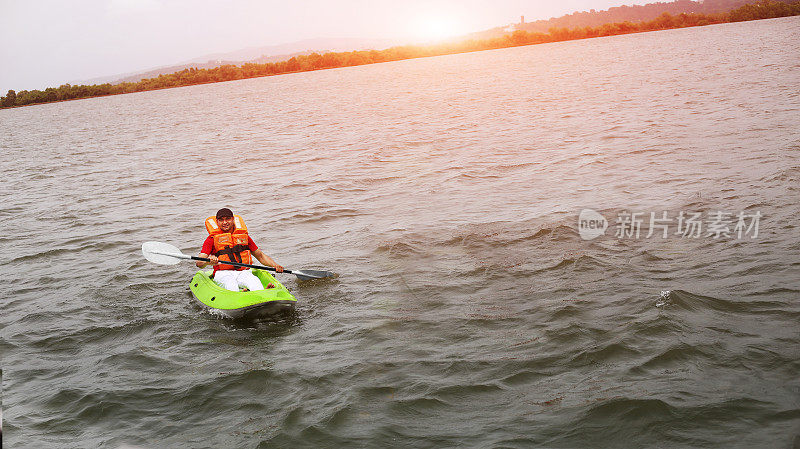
2,1,799,110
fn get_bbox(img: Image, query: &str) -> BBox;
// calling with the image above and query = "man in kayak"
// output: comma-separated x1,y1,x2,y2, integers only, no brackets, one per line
196,208,284,291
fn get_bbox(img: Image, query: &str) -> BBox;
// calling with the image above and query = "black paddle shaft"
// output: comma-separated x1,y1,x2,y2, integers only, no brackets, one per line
190,256,292,274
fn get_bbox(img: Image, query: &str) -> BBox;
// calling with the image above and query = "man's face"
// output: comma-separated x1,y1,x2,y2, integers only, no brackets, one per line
218,216,234,232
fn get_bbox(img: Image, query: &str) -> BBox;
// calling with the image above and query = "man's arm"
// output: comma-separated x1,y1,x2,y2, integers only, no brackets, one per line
252,249,284,272
196,253,219,268
197,236,217,268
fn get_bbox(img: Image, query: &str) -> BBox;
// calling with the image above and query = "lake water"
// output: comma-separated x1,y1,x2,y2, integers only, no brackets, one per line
2,16,799,448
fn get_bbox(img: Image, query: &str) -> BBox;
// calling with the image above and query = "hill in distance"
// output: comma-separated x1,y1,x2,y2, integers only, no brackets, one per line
76,37,403,85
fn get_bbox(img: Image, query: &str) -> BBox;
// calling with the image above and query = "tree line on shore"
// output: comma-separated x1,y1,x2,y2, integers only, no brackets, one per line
2,0,798,109
515,0,755,34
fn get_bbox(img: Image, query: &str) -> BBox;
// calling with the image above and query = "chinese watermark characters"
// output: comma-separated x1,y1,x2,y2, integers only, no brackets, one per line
578,209,761,241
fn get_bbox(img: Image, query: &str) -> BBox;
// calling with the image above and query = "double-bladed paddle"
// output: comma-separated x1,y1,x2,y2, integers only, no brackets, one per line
141,241,333,281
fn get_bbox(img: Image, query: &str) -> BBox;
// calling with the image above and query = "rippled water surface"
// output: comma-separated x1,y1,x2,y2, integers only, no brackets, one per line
2,17,800,448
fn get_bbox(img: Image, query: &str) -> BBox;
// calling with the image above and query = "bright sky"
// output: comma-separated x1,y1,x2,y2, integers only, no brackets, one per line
0,0,647,92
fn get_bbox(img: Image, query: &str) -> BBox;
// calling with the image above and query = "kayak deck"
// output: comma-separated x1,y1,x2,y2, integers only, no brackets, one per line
189,269,296,319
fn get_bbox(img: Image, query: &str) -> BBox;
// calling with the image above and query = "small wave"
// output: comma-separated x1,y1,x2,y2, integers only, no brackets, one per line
0,206,25,216
535,254,606,274
431,383,505,400
546,303,585,321
26,319,161,354
760,165,800,183
630,342,715,373
389,396,451,411
622,147,663,156
581,397,676,421
281,207,363,224
499,370,548,386
494,161,539,171
445,171,503,181
569,342,641,367
374,241,424,257
657,289,798,317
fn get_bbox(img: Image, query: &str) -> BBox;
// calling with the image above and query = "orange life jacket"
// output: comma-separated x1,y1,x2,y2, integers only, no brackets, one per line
205,215,251,271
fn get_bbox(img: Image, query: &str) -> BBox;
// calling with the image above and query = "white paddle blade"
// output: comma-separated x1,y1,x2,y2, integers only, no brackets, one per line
292,269,335,280
141,241,188,265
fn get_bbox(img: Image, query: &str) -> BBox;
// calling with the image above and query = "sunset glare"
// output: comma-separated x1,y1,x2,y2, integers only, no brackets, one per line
411,15,465,42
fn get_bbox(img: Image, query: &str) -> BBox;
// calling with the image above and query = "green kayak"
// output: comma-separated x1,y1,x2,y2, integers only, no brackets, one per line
189,269,297,319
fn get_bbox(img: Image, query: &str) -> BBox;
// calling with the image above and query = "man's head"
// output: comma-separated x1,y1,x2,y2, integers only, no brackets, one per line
216,208,235,232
